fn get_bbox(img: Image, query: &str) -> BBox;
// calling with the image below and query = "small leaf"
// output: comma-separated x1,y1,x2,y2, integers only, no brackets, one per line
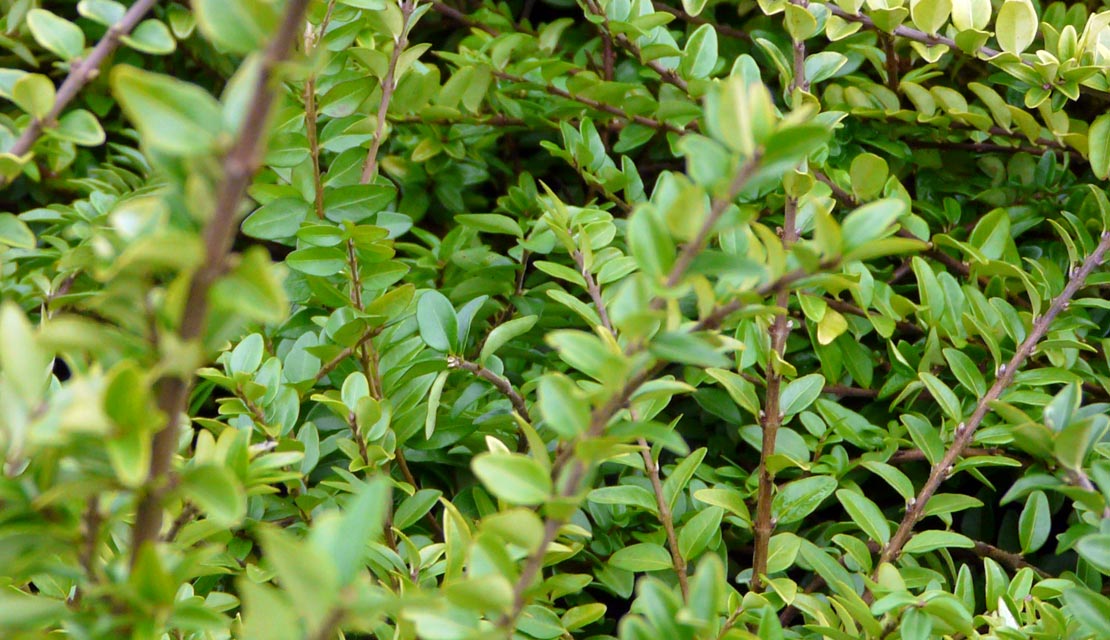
1090,113,1110,181
609,543,672,572
995,0,1037,55
0,213,35,248
480,315,537,363
919,372,962,423
50,109,106,146
417,290,458,353
110,65,221,155
12,73,55,120
836,489,890,545
472,453,552,505
122,19,176,55
678,506,724,560
179,464,247,527
779,373,826,417
1018,490,1050,553
538,373,589,438
773,476,837,524
27,9,85,61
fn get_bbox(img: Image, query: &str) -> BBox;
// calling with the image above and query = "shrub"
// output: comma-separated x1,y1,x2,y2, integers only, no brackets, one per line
1,0,1110,637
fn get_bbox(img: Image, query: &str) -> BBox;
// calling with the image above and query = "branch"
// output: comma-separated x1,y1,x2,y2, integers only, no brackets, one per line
650,2,751,41
2,0,159,185
493,70,689,135
314,327,382,382
639,434,689,600
582,0,689,94
752,196,800,592
129,0,310,564
446,356,532,423
572,249,615,336
431,0,498,35
880,229,1110,565
361,0,417,183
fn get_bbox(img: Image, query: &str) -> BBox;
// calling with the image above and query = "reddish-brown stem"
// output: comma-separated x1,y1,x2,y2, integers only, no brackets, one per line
3,0,159,185
751,196,800,592
303,3,335,220
130,0,310,565
791,38,808,93
361,0,417,183
572,249,615,336
880,230,1110,566
650,2,751,41
494,70,689,135
446,356,532,422
583,0,689,94
639,436,689,600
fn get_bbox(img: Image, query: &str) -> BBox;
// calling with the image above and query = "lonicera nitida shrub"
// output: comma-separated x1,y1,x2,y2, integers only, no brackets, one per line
2,0,1110,636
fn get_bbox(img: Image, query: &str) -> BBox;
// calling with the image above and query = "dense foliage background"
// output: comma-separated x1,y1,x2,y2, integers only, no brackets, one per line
2,0,1110,637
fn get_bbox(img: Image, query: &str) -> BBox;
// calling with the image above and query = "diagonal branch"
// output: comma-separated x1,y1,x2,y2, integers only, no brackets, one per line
3,0,160,186
446,356,531,423
130,0,310,564
879,229,1110,565
361,0,418,182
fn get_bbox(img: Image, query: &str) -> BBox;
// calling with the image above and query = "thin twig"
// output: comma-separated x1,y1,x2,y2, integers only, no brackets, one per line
651,2,751,41
314,327,382,382
129,0,310,565
361,0,418,182
493,70,689,135
430,0,498,35
582,0,689,94
3,0,159,185
751,196,800,592
572,249,615,336
446,356,531,423
880,230,1110,565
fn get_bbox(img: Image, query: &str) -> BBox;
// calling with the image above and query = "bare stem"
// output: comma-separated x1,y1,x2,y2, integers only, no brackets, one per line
493,70,689,134
446,356,531,423
361,0,417,183
880,230,1110,565
303,1,336,220
639,436,689,599
572,249,615,336
3,0,160,184
751,196,800,592
583,0,689,94
129,0,310,565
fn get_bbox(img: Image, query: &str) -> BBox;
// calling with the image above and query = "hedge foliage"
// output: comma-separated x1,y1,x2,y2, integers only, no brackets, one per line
2,0,1110,637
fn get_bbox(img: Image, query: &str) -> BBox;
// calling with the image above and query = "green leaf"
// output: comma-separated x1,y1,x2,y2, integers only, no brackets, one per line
179,464,247,527
609,543,673,572
682,0,709,17
779,373,826,417
78,0,126,25
995,0,1037,55
773,476,837,524
26,10,85,61
836,489,891,545
538,373,589,439
480,315,537,363
193,0,278,54
841,199,907,257
242,198,310,240
110,65,221,155
122,19,176,55
919,372,962,423
943,348,985,396
0,213,35,248
849,152,888,200
910,0,951,35
12,73,55,120
628,208,675,278
678,506,724,559
472,453,552,505
325,476,389,583
0,303,49,404
588,485,659,513
456,213,523,237
546,330,626,384
1063,587,1110,636
0,588,69,630
285,246,346,276
50,109,106,146
902,530,974,554
679,24,717,80
425,369,448,439
1018,490,1050,553
417,290,458,353
649,331,729,368
1090,113,1110,181
1076,534,1110,574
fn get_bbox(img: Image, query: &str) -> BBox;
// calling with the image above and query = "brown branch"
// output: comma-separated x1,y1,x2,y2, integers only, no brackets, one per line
791,37,808,93
1071,469,1110,519
494,70,689,135
880,230,1110,565
314,327,382,382
751,196,800,592
361,0,417,183
447,356,531,423
129,0,310,565
651,2,751,41
583,0,689,94
969,541,1052,579
431,0,499,35
303,1,336,220
394,449,446,539
572,249,615,335
639,435,689,599
886,447,1004,464
3,0,159,186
